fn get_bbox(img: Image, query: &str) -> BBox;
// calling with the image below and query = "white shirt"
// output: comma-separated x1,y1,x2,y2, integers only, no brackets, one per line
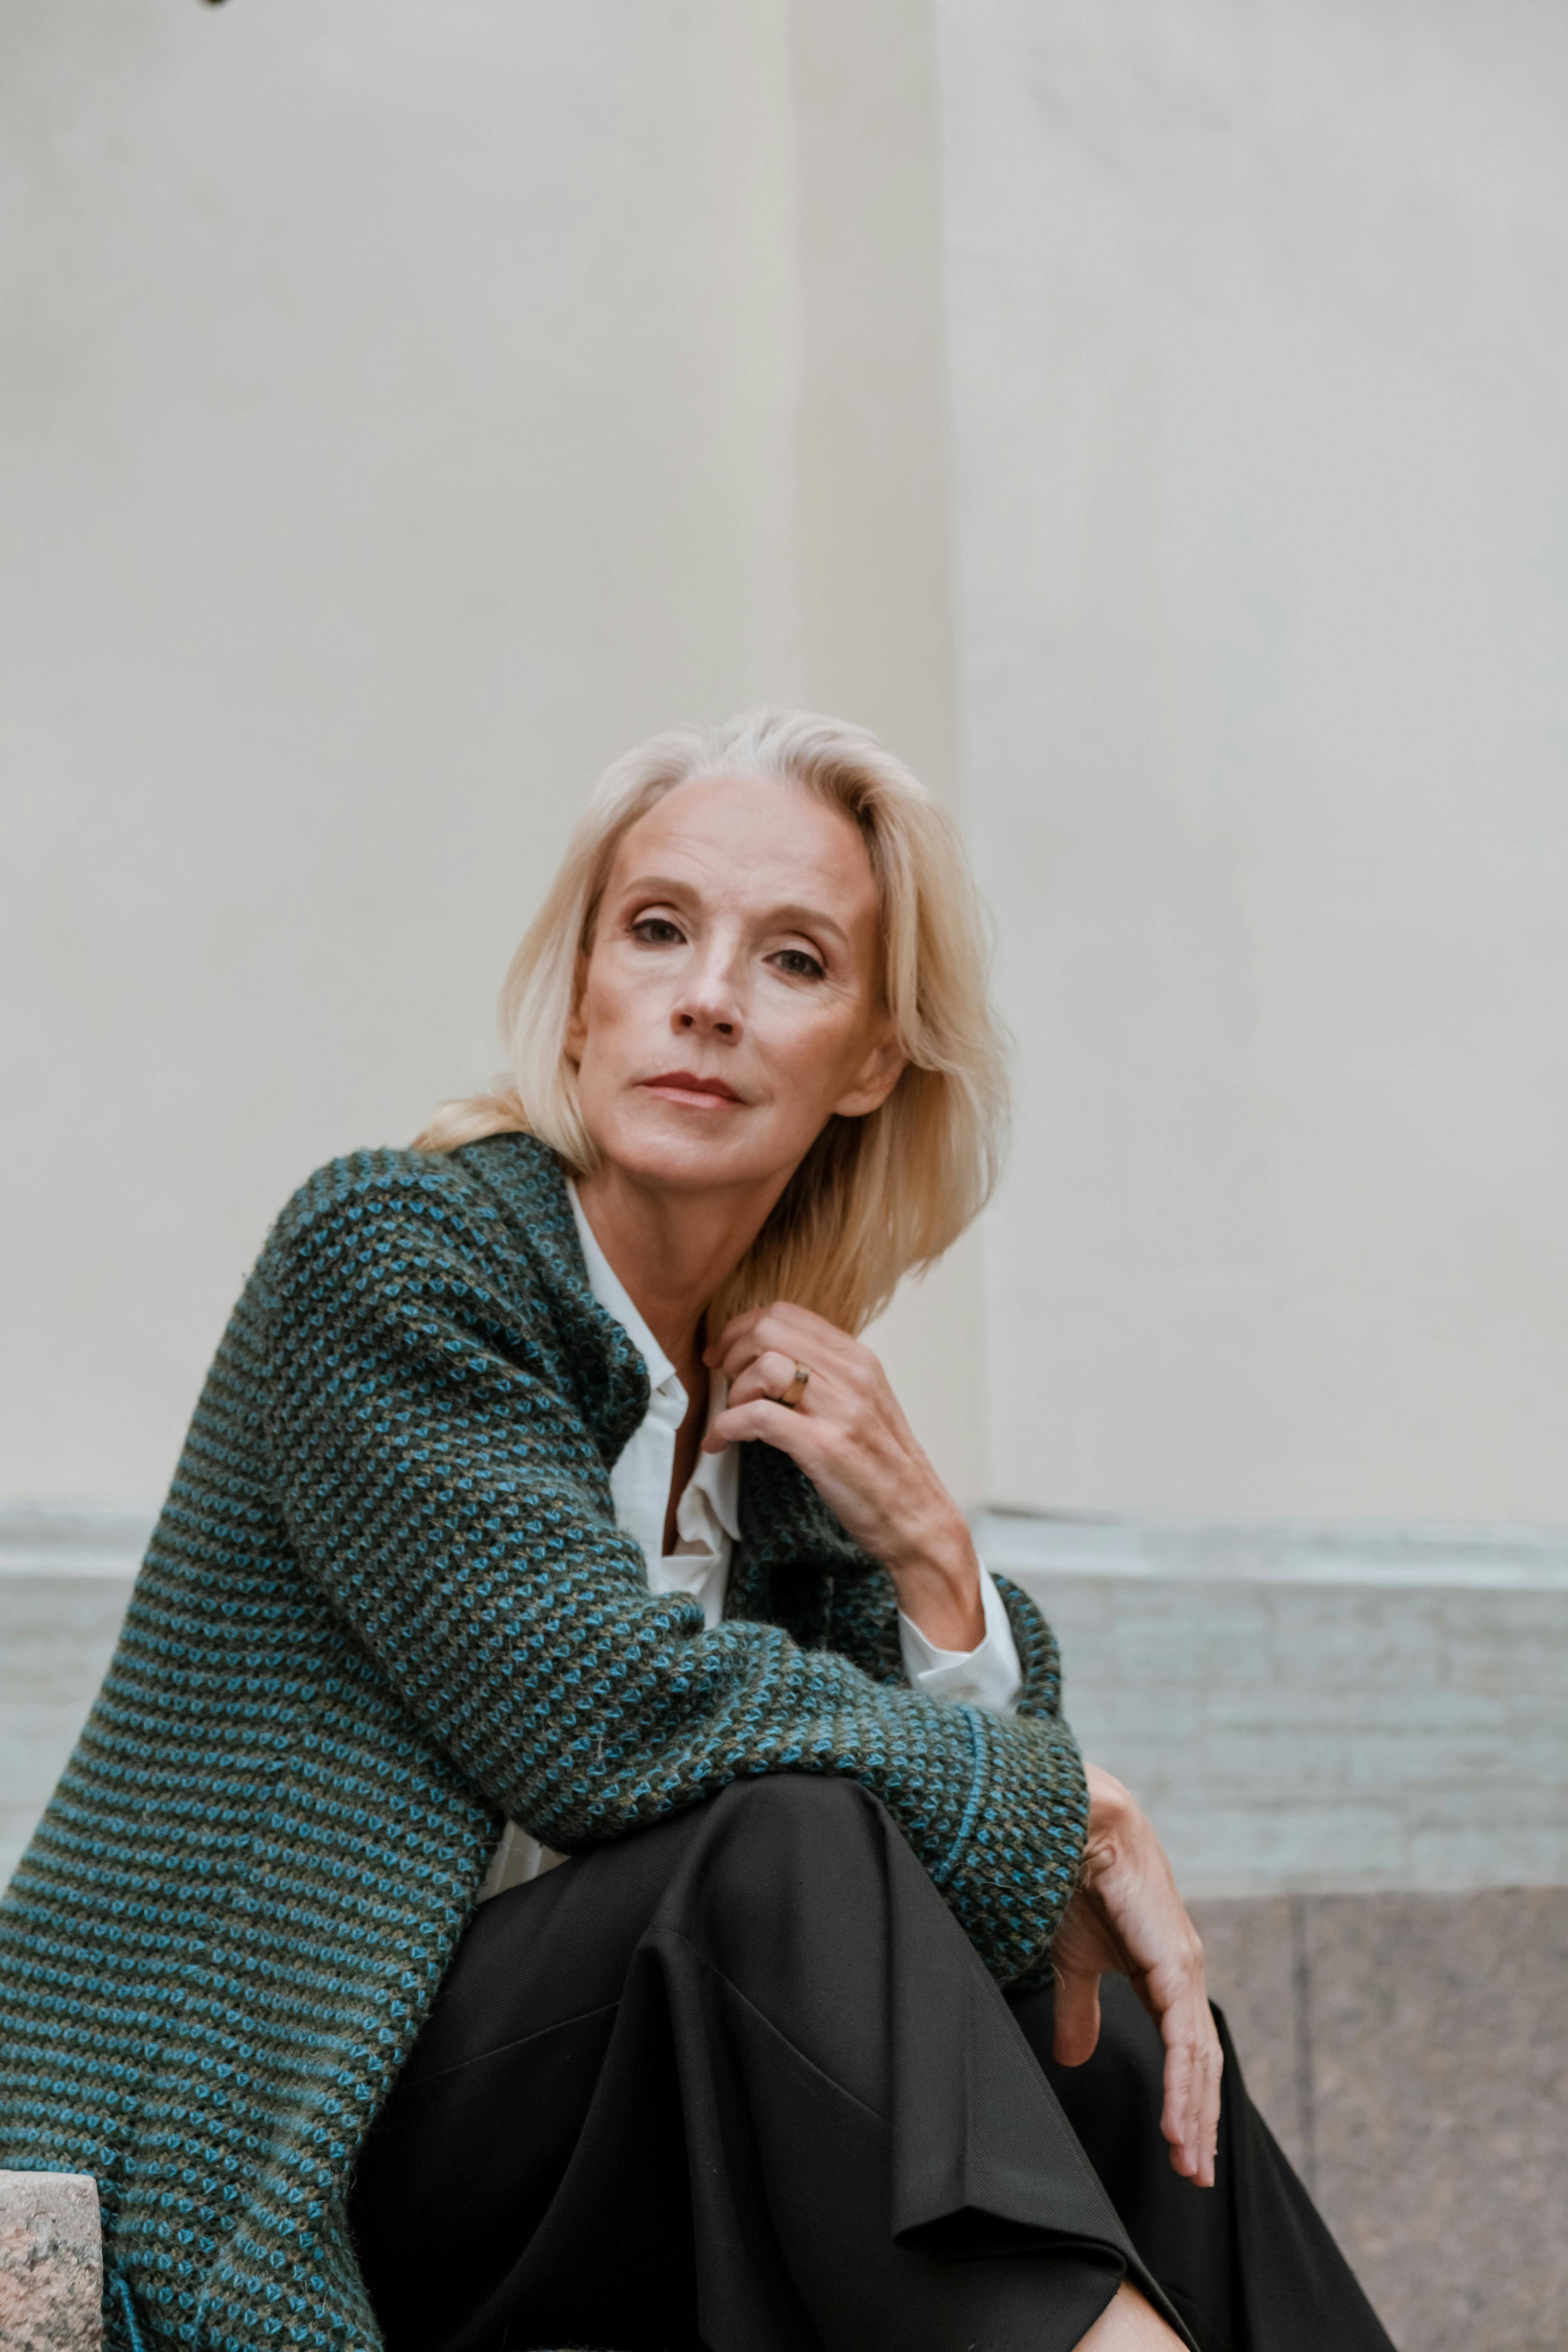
479,1185,1021,1898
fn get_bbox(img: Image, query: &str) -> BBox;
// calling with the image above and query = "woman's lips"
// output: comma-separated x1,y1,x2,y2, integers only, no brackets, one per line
639,1071,746,1107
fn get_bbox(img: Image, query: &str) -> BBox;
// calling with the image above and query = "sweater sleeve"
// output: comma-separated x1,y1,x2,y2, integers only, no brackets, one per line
257,1158,1087,1985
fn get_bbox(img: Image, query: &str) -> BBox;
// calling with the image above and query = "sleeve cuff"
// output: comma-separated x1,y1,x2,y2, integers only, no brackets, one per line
897,1569,1024,1715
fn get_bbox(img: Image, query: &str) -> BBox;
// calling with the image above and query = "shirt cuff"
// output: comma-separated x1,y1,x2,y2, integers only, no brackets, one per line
897,1568,1023,1715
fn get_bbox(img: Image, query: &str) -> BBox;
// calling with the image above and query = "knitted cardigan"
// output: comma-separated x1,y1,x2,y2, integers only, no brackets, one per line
0,1135,1088,2352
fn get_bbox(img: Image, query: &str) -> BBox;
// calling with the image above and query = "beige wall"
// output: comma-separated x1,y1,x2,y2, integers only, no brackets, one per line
6,0,1566,1532
789,0,983,1506
0,0,982,1511
936,0,1568,1521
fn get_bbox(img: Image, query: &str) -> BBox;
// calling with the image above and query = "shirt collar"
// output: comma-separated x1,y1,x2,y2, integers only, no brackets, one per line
567,1180,677,1393
691,1403,742,1543
566,1180,741,1543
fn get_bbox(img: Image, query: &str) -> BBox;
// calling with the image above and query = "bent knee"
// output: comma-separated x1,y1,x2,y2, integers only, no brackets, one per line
710,1769,886,1844
685,1772,894,1927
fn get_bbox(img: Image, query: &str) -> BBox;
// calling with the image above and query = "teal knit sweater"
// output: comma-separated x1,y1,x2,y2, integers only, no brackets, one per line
0,1136,1088,2352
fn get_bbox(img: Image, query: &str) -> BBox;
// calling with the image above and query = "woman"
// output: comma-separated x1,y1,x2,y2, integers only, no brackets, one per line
0,711,1390,2352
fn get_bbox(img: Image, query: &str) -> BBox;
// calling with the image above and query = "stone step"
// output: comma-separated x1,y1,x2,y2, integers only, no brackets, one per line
0,2174,102,2352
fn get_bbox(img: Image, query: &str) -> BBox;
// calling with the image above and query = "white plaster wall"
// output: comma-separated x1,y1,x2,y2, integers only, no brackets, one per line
937,0,1568,1522
0,0,982,1512
787,0,985,1509
0,0,795,1502
5,3,1566,1904
10,0,1568,1541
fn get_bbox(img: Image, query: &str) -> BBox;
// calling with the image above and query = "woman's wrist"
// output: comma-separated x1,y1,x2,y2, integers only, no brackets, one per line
885,1512,985,1652
1081,1764,1139,1877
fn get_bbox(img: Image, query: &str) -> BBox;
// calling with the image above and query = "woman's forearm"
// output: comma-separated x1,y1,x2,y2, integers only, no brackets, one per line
882,1508,986,1652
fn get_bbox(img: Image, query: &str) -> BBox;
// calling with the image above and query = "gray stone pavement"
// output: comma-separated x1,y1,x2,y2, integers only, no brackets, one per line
1192,1887,1568,2352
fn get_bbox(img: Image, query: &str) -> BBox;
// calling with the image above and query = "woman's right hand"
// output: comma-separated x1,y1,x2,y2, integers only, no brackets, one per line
1052,1764,1223,2188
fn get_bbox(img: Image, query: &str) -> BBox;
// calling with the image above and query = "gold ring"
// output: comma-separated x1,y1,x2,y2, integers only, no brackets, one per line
777,1362,811,1409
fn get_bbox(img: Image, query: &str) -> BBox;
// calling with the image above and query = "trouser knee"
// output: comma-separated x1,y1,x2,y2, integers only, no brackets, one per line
684,1772,894,1950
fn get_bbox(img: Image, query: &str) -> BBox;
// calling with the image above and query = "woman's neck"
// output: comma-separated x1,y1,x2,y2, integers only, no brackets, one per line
573,1162,776,1381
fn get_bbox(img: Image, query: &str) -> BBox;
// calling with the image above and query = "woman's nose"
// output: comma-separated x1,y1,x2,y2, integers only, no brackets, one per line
675,997,738,1037
673,955,743,1038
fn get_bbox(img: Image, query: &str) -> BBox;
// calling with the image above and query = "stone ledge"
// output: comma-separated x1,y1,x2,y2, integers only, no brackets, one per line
0,2173,102,2352
6,1501,1568,1899
0,1507,152,1583
975,1505,1568,1591
984,1509,1568,1896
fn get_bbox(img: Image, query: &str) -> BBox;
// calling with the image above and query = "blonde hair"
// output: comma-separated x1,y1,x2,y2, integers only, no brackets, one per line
415,709,1008,1333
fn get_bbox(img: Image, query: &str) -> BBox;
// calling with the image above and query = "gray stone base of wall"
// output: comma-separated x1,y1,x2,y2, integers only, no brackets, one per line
1193,1886,1568,2352
982,1507,1568,1895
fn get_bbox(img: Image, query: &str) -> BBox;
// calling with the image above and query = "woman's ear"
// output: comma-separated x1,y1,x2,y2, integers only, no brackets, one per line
832,1027,908,1120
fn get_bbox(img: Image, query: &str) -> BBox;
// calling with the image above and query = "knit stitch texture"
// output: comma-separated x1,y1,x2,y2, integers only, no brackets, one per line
0,1135,1088,2352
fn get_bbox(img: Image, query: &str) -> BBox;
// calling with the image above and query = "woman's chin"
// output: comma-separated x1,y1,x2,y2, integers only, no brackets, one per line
594,1114,787,1199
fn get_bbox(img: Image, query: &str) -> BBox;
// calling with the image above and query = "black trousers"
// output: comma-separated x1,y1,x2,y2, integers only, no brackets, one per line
349,1778,1392,2352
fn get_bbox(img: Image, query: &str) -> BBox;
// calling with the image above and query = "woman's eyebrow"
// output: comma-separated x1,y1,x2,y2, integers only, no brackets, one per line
764,902,850,952
616,873,696,904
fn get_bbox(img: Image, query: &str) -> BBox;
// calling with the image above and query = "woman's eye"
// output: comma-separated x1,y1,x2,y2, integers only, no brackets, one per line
631,917,685,945
771,947,826,981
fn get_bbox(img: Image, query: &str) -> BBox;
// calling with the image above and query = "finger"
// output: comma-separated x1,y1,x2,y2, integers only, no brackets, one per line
704,1299,846,1368
1158,2000,1223,2187
1161,2016,1204,2178
1181,2004,1222,2187
1050,1969,1103,2069
704,1397,827,1458
717,1307,841,1380
725,1349,810,1411
702,1308,765,1369
1194,2019,1223,2187
719,1345,818,1392
712,1325,807,1388
1129,1967,1214,2182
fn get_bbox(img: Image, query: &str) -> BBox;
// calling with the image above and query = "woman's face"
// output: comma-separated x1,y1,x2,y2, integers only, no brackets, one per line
567,771,905,1202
